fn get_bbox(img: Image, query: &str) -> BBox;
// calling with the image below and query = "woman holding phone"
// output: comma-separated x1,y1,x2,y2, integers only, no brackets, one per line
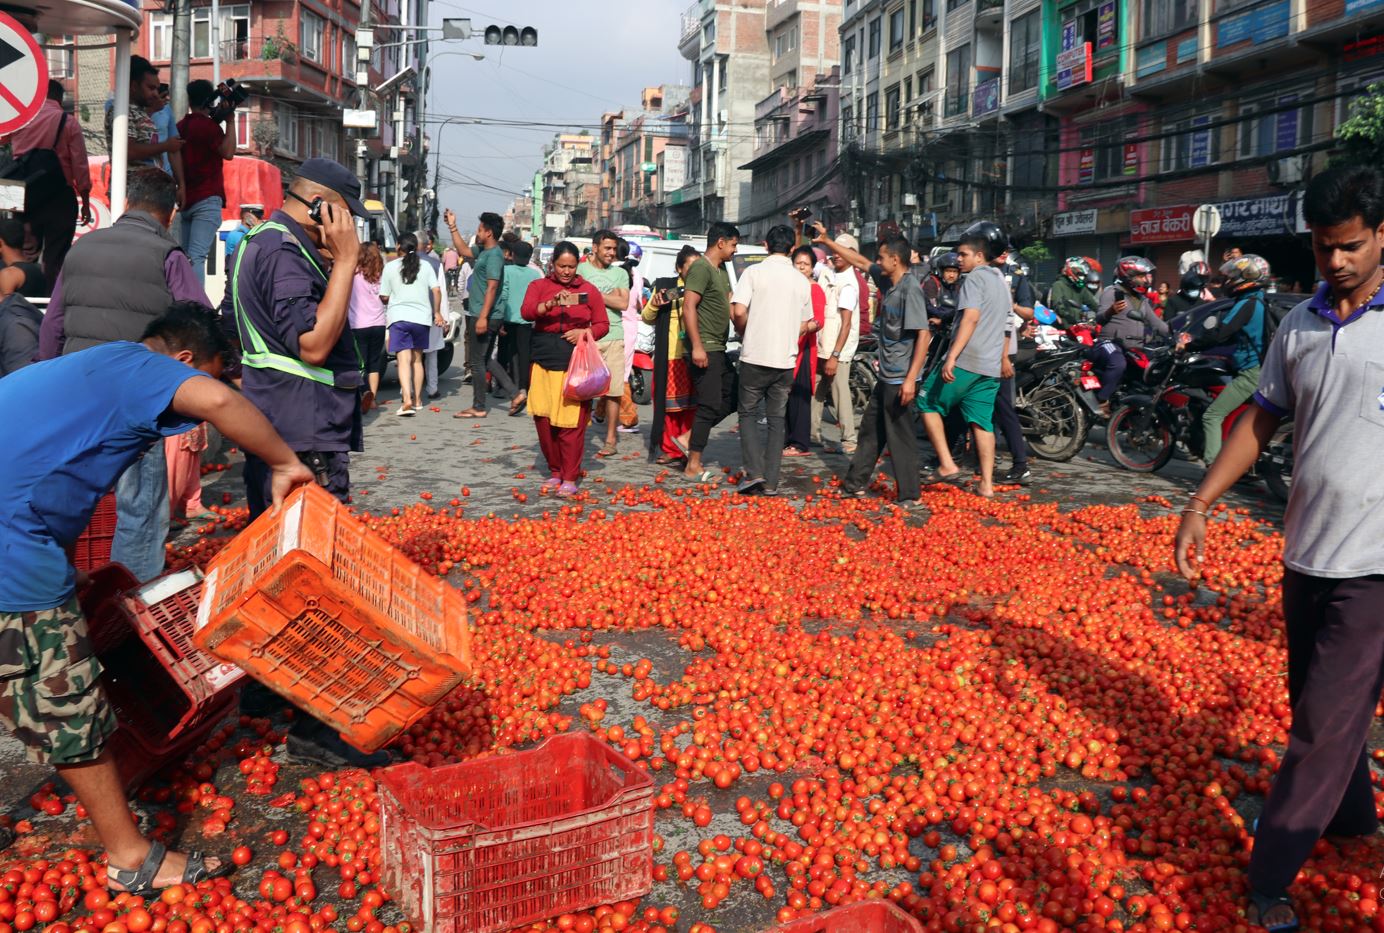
642,245,700,465
521,241,609,496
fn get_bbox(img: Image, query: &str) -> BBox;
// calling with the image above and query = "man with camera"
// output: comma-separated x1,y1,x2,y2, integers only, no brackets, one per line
177,80,241,286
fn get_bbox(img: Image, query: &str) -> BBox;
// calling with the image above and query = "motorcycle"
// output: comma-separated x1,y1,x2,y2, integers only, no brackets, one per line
1013,337,1093,462
1106,348,1293,501
849,333,879,412
630,322,655,406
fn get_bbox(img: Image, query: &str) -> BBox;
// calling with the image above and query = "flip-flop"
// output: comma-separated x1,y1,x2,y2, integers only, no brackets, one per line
596,444,618,458
107,841,232,899
922,470,968,487
508,396,528,417
686,470,719,484
1246,891,1300,933
671,434,690,457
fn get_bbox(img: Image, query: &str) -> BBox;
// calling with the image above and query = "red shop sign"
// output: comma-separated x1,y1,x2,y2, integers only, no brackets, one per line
1129,205,1196,244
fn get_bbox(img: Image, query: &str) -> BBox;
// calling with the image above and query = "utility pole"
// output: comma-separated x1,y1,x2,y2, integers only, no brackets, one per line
170,0,190,119
210,0,221,85
356,0,372,187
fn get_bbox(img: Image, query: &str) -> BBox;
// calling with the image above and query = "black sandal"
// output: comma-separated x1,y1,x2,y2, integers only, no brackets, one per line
1246,890,1300,933
107,841,231,898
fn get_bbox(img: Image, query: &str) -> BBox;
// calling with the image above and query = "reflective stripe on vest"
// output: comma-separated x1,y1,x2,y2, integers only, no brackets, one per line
232,221,337,385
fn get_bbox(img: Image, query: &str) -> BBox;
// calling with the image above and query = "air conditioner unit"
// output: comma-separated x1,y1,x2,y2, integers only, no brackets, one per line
1267,154,1306,186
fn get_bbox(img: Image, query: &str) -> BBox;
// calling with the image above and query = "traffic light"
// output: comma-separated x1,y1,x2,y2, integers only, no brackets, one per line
482,24,538,46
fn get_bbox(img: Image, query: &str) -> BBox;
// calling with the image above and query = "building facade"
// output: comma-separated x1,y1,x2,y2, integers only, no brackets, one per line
539,133,601,242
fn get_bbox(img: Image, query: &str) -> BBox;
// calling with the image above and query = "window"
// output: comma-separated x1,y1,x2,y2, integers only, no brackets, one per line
1162,114,1218,171
922,0,936,29
868,19,881,58
148,12,172,60
1239,94,1312,158
774,26,797,59
1009,10,1040,93
45,39,74,79
842,105,855,137
703,20,716,43
276,104,299,155
1078,116,1137,182
843,35,856,73
889,8,905,51
944,44,970,117
885,85,901,131
233,106,252,149
718,57,728,94
904,76,913,102
214,6,251,61
1064,0,1118,57
300,10,324,63
1143,0,1197,36
946,0,969,10
866,91,879,132
918,69,934,94
343,33,357,74
908,0,917,36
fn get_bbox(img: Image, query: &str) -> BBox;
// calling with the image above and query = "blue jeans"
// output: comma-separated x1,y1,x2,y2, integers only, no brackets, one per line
111,441,169,582
179,195,223,286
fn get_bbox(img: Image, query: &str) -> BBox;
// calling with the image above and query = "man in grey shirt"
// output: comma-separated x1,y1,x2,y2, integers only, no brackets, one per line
917,227,1011,498
1174,164,1384,933
1097,257,1169,349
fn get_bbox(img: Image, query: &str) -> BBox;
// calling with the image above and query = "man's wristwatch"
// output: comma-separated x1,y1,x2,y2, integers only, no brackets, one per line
830,351,841,359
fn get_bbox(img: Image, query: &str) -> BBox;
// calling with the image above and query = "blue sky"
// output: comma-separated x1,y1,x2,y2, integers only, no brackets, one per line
425,0,690,227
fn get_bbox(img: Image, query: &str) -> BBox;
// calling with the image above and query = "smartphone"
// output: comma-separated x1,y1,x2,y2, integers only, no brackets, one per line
307,197,325,224
577,292,589,304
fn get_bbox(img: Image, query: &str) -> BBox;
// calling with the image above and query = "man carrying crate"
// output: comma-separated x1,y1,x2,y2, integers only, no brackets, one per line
0,303,313,891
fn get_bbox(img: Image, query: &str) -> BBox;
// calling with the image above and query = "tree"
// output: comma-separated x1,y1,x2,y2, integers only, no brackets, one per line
1335,83,1384,166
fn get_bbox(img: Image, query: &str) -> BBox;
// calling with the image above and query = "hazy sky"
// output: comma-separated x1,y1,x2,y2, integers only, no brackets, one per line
424,0,690,228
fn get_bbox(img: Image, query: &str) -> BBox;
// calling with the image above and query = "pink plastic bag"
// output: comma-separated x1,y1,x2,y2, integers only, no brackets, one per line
563,330,611,401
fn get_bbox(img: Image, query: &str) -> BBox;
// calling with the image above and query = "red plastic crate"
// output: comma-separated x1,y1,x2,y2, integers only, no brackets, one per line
195,483,471,752
110,693,237,794
771,902,924,932
82,567,242,767
72,493,118,572
379,733,655,933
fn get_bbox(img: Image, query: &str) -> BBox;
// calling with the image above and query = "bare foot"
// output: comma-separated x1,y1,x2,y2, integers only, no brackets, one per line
976,483,996,498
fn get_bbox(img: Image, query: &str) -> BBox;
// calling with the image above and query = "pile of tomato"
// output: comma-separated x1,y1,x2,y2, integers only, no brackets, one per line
5,485,1382,932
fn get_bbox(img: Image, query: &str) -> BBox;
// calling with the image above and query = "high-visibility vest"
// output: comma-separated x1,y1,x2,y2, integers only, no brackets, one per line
231,221,357,384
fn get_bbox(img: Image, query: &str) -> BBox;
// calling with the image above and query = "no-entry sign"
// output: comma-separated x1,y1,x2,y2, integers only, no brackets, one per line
0,13,46,137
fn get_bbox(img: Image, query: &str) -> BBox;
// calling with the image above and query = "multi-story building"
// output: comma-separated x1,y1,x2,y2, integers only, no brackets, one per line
600,86,692,230
539,133,601,242
505,194,534,238
669,0,774,233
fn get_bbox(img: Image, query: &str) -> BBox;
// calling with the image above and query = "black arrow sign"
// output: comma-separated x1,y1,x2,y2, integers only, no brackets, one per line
0,37,23,73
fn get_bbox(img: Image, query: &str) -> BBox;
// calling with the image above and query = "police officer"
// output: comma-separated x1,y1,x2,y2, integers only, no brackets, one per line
224,158,366,517
222,158,388,768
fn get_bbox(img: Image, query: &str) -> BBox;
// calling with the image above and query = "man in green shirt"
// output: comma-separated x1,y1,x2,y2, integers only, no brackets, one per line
680,221,739,481
443,209,505,418
578,230,631,456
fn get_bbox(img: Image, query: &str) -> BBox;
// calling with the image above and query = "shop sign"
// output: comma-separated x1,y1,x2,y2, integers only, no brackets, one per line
1213,194,1294,238
973,78,1000,117
1055,20,1093,91
1122,143,1139,175
1217,0,1289,47
1135,42,1167,79
1077,148,1095,185
1346,0,1384,14
1051,209,1098,237
1176,37,1198,63
1130,205,1196,244
1096,1,1117,51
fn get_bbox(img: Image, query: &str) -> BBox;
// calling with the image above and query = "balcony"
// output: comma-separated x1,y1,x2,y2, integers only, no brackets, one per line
756,86,794,121
217,35,297,64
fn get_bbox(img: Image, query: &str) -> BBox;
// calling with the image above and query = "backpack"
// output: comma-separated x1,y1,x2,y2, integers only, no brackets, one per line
2,113,69,211
1260,293,1291,357
0,293,42,376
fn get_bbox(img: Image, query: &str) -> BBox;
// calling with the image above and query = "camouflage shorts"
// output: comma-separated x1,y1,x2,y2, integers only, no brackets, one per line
0,598,116,765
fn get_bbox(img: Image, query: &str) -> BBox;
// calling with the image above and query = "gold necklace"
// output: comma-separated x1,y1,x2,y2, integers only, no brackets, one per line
1334,267,1384,314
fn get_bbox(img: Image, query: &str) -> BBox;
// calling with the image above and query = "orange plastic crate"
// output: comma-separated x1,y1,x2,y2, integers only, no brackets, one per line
72,493,117,572
379,733,655,933
771,902,924,932
194,484,472,752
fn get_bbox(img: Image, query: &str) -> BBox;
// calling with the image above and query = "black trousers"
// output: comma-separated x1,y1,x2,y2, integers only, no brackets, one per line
466,317,490,410
500,324,532,393
688,349,736,454
785,360,814,451
27,185,76,293
844,382,921,501
993,369,1027,469
1248,570,1384,895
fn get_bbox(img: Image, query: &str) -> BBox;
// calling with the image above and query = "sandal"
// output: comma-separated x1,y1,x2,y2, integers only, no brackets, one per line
1246,890,1300,932
596,443,618,458
107,841,231,898
686,469,719,484
921,469,968,487
508,394,528,417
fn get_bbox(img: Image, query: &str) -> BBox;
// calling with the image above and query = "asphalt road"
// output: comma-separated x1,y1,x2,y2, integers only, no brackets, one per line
0,364,1295,931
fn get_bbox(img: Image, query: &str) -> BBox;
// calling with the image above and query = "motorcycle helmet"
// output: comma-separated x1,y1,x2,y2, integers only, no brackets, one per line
1061,256,1091,285
1115,255,1156,290
932,251,961,274
627,242,644,262
1179,262,1210,297
959,220,1010,260
1220,254,1270,294
1085,271,1102,291
1034,304,1058,326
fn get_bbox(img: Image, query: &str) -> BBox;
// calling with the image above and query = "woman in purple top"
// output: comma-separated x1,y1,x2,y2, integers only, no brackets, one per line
348,243,386,411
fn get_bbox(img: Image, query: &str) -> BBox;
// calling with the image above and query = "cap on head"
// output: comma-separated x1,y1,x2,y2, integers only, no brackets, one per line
835,233,859,251
295,158,369,218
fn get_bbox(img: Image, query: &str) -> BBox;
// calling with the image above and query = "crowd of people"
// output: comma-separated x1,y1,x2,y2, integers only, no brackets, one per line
0,51,1378,923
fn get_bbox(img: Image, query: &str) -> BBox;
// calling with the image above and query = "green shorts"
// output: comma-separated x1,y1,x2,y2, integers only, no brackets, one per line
0,597,116,765
917,366,1002,432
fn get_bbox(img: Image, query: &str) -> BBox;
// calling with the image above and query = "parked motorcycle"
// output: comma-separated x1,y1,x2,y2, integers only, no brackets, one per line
1106,347,1293,501
1013,338,1093,462
630,323,655,406
849,333,878,411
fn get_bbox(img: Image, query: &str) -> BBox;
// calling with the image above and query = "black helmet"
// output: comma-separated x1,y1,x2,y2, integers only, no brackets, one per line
1179,262,1210,297
933,251,961,273
960,221,1009,260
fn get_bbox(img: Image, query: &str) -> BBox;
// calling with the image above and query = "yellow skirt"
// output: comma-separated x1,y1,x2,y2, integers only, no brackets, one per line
528,364,589,429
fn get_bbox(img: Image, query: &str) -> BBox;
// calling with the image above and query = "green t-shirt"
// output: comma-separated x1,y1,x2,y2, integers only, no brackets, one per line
682,257,731,353
468,245,505,319
499,265,542,325
577,261,629,343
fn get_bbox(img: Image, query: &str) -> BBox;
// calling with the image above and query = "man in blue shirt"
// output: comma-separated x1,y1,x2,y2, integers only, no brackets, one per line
0,303,311,888
222,204,263,263
443,208,505,418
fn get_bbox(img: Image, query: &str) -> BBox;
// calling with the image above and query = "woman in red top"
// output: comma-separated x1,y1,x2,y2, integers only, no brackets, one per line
521,241,610,496
784,245,827,455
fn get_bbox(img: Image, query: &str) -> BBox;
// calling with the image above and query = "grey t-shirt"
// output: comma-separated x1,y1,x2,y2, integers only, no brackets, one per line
1097,285,1169,348
953,264,1011,378
871,267,929,384
1254,293,1384,578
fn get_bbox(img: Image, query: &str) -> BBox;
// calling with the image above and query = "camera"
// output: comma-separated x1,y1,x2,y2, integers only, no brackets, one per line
790,207,812,221
210,79,249,119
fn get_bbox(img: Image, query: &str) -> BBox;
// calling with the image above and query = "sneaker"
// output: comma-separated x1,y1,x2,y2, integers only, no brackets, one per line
1000,466,1033,486
617,425,640,434
736,477,765,496
287,727,393,770
427,390,442,400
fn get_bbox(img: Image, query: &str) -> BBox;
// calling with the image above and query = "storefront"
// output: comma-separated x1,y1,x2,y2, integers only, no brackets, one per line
1049,207,1128,287
1130,197,1313,291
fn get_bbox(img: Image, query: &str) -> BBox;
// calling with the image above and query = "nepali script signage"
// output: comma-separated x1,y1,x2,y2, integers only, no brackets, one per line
1051,209,1098,238
1213,195,1294,238
1130,205,1196,244
1055,20,1093,91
